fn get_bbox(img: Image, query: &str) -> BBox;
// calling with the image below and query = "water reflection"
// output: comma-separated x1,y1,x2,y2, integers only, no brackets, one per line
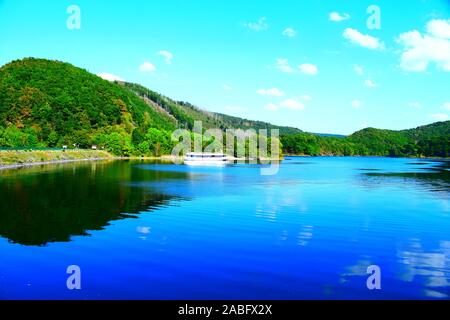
340,256,374,281
362,160,450,193
398,239,450,298
0,160,188,246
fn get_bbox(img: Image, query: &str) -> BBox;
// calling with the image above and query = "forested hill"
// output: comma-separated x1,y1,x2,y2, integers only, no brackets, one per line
123,82,301,135
348,122,450,157
0,58,177,151
0,58,300,152
0,58,448,157
281,121,449,157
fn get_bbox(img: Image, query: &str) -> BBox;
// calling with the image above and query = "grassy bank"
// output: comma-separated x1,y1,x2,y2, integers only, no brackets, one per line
0,150,114,168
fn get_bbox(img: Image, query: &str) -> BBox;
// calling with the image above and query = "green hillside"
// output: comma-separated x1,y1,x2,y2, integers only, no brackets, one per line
0,58,448,158
0,58,176,153
348,127,410,155
124,82,301,135
282,122,449,157
348,122,450,157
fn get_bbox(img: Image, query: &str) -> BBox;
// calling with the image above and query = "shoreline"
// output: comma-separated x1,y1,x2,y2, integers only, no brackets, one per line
3,151,447,171
0,149,114,171
284,154,450,160
0,157,115,170
0,153,285,171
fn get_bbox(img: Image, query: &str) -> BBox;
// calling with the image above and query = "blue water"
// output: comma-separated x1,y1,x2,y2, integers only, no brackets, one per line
0,157,449,299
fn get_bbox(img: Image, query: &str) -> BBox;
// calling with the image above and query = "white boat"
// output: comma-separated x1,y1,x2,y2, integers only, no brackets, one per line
184,152,229,166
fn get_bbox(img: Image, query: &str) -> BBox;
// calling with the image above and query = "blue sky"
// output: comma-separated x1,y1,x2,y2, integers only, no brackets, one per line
0,0,449,134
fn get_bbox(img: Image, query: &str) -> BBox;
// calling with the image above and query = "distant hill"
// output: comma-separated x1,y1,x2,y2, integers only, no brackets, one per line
281,121,449,157
350,121,450,144
402,121,450,140
310,132,347,138
348,127,410,155
348,122,450,157
0,58,448,157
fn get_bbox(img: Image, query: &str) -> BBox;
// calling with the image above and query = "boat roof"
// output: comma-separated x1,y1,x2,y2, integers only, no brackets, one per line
186,152,226,156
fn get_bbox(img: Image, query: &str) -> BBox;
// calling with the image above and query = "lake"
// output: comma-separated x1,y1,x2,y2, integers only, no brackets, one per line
0,157,449,299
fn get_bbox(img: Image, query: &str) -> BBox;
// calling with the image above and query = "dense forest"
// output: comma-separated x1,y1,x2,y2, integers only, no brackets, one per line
0,58,449,158
281,122,450,157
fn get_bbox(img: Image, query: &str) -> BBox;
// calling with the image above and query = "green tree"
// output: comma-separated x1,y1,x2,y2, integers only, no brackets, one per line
105,132,123,155
47,131,59,147
137,141,150,156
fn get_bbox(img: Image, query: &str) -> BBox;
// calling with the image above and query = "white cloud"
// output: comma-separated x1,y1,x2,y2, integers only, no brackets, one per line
265,98,305,111
280,99,305,110
298,63,318,75
442,102,450,111
97,72,125,82
244,17,268,31
351,100,363,109
265,103,279,111
256,88,285,97
282,27,297,38
275,60,318,76
343,28,384,50
329,12,350,22
353,64,364,75
364,79,378,88
429,113,449,121
157,50,173,64
408,102,422,109
276,58,295,73
223,84,232,91
139,61,156,73
427,19,450,39
397,19,450,72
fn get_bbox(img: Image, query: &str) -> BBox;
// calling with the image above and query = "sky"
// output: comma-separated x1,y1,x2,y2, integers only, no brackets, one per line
0,0,449,135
